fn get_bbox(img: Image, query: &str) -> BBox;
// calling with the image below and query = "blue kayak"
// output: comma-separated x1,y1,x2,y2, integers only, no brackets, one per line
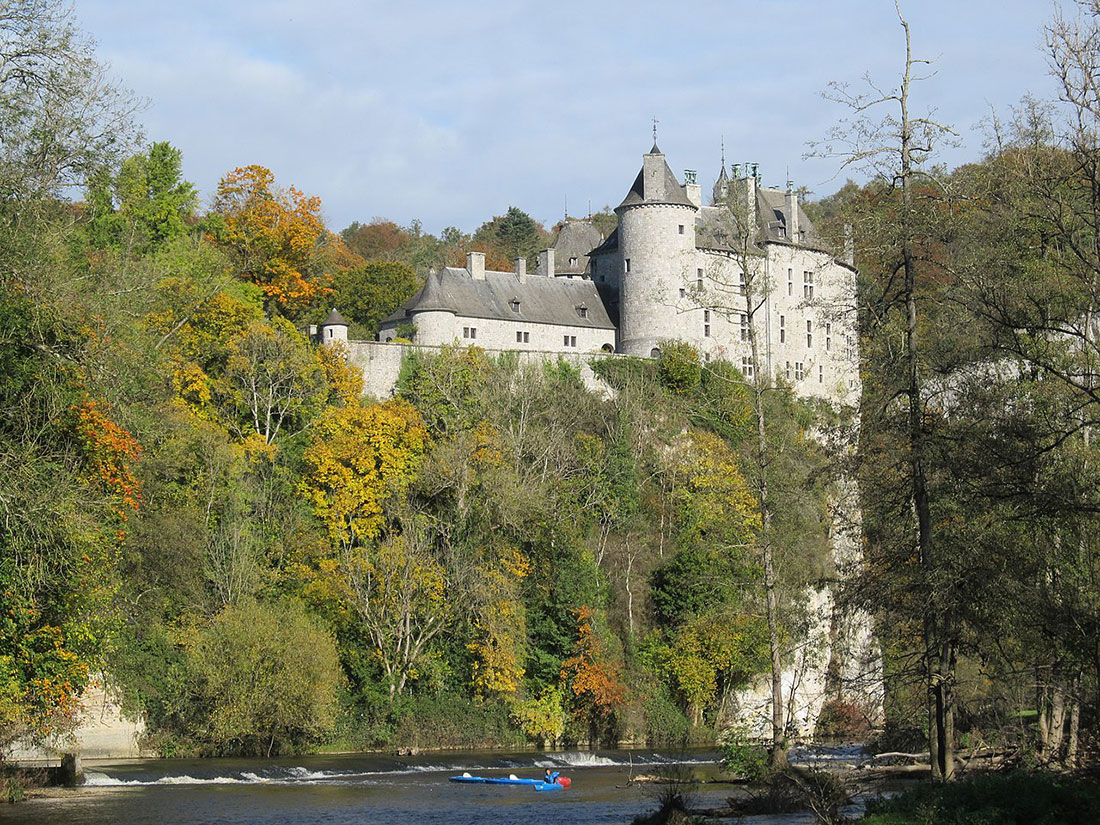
450,773,564,791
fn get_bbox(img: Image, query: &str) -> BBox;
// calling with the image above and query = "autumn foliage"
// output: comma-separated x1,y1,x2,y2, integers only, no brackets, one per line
211,165,331,313
561,605,625,727
72,398,143,515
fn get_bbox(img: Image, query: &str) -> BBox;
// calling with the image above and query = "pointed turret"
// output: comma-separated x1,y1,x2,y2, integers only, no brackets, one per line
319,307,349,344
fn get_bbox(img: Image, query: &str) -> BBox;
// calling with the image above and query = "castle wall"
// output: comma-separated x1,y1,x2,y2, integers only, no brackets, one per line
345,340,615,400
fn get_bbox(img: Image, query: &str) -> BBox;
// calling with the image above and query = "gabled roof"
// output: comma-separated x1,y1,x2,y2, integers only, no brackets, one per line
383,267,615,330
552,220,604,274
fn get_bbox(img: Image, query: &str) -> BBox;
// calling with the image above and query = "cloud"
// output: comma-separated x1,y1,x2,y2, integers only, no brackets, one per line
77,0,1068,234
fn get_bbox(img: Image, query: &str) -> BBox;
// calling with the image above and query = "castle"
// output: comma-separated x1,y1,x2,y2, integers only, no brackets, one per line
312,142,879,738
365,142,860,405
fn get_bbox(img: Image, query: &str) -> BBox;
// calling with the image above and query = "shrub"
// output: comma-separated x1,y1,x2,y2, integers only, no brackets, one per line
656,340,701,395
719,726,769,781
190,598,343,756
861,771,1100,825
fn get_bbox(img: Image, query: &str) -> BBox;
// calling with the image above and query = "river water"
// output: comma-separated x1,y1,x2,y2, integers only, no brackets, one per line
2,748,864,824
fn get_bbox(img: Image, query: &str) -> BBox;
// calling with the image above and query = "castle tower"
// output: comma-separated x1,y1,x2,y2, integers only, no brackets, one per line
319,307,349,344
616,143,699,357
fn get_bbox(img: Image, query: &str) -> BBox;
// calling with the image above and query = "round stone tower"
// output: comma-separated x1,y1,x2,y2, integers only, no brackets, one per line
616,144,699,357
319,307,349,344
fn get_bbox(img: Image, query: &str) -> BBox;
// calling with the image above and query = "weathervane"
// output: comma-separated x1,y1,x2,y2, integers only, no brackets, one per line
652,117,659,145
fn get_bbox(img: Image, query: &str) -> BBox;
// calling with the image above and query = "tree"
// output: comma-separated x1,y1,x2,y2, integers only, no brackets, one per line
210,165,330,315
818,2,959,779
299,401,429,548
85,142,197,254
561,605,625,744
331,260,419,336
0,0,142,197
471,206,550,269
224,319,327,446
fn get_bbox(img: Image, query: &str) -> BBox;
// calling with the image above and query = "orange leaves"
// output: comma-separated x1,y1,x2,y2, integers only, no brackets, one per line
560,605,625,720
72,398,142,515
211,165,331,314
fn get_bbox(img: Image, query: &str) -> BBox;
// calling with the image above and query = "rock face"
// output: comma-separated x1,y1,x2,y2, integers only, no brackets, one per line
8,673,147,761
721,480,883,741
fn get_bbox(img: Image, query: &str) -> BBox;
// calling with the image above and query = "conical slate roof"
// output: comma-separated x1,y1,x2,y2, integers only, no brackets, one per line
616,148,695,210
321,307,349,326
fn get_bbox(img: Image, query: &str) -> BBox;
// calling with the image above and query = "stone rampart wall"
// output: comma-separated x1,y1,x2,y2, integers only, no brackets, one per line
345,340,616,400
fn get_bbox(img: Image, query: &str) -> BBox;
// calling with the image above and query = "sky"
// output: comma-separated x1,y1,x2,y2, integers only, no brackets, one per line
75,0,1072,236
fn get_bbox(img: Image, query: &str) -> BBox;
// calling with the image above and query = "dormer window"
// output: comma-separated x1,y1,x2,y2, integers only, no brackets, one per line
509,299,521,313
569,257,578,267
577,304,589,319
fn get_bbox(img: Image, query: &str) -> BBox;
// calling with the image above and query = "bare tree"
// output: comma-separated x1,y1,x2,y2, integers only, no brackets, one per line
815,2,958,780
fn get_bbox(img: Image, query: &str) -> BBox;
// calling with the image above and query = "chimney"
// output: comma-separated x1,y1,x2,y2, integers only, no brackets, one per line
515,257,526,282
744,168,757,223
467,251,485,280
643,148,666,201
537,248,555,278
684,182,701,208
786,187,799,243
843,223,855,266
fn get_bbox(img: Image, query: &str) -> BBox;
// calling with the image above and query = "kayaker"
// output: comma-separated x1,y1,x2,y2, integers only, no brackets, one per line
544,768,553,784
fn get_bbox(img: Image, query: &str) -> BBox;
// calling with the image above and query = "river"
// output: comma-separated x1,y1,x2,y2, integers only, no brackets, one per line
1,748,865,824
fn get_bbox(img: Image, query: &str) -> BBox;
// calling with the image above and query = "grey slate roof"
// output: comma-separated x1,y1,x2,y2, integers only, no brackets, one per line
321,307,349,326
552,220,604,275
616,151,696,209
384,267,615,329
592,184,826,257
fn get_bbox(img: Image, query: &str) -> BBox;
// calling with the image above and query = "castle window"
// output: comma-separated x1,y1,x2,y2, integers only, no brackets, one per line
785,361,791,381
704,324,710,337
803,270,814,299
570,257,578,267
788,268,793,297
625,259,631,273
563,335,577,347
704,309,710,323
738,271,746,294
806,319,813,348
741,356,754,377
780,315,785,343
740,313,748,341
679,287,686,298
826,322,832,351
577,305,589,319
463,327,477,339
819,365,824,383
650,347,661,358
795,361,804,381
516,330,530,343
696,268,703,291
678,224,685,234
510,299,521,313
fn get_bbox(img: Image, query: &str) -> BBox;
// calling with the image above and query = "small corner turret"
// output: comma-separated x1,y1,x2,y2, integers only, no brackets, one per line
319,307,349,344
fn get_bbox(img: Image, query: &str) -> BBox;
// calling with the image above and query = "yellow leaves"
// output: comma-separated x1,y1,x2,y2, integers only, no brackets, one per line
467,548,530,698
509,686,566,746
300,401,429,546
670,429,761,548
316,340,364,406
